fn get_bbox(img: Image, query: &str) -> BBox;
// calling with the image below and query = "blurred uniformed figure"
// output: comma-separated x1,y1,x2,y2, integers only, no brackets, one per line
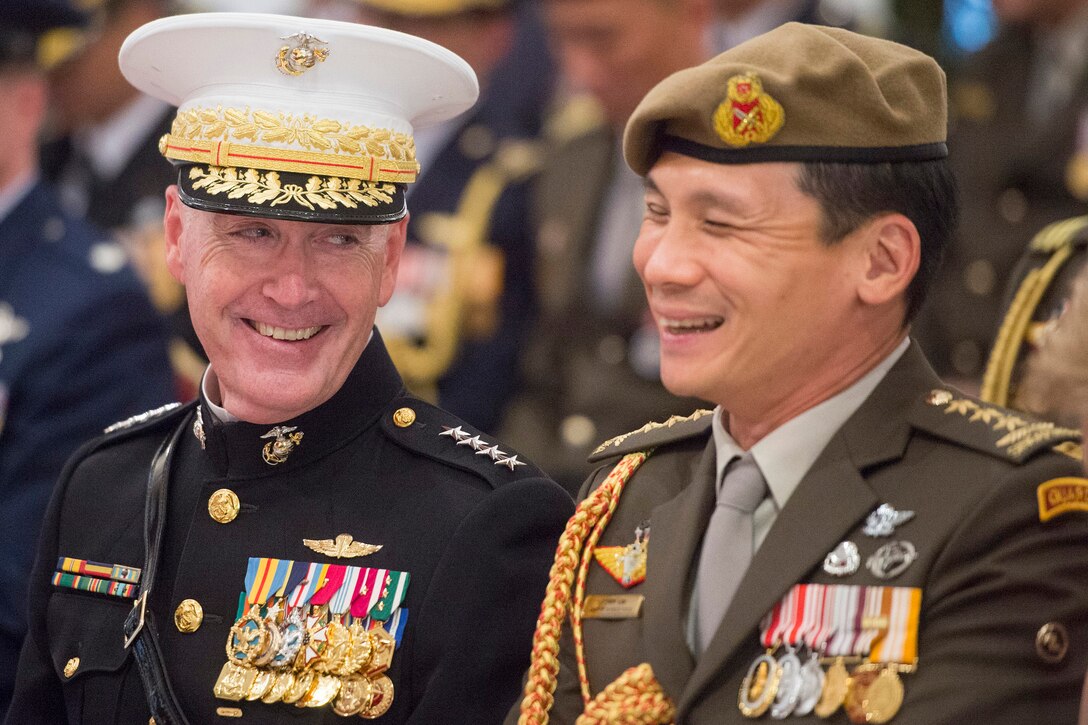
499,0,714,492
6,13,572,724
41,0,207,398
1014,251,1088,725
981,216,1088,411
709,0,856,52
510,23,1088,724
0,0,174,717
914,0,1088,386
306,0,553,433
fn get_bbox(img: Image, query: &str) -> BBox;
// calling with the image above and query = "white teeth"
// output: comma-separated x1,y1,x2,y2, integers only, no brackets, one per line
253,321,323,341
661,316,724,332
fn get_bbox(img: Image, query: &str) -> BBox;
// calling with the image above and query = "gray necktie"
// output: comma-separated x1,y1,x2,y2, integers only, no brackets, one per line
693,453,768,655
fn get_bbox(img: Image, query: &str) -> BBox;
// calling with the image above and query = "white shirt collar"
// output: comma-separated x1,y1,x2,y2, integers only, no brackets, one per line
199,329,376,424
712,337,910,507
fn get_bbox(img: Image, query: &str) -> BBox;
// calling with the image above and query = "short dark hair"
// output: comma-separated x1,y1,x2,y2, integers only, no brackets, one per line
796,159,958,323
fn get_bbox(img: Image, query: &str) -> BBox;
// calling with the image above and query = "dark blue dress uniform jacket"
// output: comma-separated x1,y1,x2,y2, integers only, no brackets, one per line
0,180,173,715
6,332,573,723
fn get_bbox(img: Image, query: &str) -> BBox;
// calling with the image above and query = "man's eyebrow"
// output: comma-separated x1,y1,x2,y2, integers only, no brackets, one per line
644,174,747,215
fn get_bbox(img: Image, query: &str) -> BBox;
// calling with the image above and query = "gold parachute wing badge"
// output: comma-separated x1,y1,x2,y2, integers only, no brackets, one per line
303,534,383,559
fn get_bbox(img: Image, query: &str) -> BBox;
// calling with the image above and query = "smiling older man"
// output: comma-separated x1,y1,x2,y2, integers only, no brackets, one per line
5,13,572,725
512,22,1088,725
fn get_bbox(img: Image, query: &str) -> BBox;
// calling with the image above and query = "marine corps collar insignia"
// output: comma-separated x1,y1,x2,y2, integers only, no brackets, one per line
593,523,649,588
863,504,915,538
193,405,206,449
712,73,785,148
261,425,304,465
276,32,329,77
303,533,382,559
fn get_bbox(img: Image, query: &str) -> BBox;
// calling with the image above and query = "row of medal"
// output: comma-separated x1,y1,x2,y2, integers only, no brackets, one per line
738,583,921,724
213,557,410,718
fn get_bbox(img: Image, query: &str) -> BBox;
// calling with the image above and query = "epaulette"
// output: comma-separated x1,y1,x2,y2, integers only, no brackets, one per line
981,216,1088,406
379,397,545,488
588,409,714,463
102,401,189,436
910,388,1081,464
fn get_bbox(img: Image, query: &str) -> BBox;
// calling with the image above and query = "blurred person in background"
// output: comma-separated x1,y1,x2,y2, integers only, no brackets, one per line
0,0,174,716
498,0,714,493
40,0,207,398
709,0,856,52
915,0,1088,388
305,0,554,433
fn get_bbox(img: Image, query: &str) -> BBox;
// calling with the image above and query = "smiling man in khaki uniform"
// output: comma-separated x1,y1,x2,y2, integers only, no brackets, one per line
510,22,1088,725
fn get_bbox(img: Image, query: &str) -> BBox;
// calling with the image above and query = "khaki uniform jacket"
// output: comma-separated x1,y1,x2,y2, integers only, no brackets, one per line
536,342,1088,724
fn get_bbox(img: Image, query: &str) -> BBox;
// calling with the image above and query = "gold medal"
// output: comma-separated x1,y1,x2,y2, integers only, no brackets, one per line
245,669,276,701
333,674,373,716
281,670,316,704
338,622,374,676
226,605,271,666
317,621,352,674
738,652,780,718
364,626,396,676
213,662,257,702
862,667,904,724
844,663,881,724
360,674,395,719
814,657,849,718
261,671,296,704
300,674,342,708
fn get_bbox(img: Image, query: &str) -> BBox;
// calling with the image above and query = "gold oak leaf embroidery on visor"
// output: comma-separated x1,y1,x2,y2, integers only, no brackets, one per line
188,166,397,211
172,107,416,161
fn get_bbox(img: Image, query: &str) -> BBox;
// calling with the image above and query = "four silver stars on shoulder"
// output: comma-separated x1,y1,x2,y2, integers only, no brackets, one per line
439,426,526,470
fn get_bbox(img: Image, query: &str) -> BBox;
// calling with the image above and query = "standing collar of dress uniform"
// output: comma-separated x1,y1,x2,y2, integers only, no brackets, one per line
711,336,910,510
0,170,39,227
197,327,404,480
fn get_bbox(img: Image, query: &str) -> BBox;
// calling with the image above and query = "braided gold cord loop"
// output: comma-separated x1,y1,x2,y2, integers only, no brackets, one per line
518,452,650,725
575,664,676,725
572,465,630,703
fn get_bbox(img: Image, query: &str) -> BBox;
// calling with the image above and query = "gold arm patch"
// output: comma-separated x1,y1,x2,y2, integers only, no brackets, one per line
1037,477,1088,522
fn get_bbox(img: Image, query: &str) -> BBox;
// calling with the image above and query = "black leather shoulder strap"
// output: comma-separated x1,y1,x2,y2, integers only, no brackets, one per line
122,416,192,725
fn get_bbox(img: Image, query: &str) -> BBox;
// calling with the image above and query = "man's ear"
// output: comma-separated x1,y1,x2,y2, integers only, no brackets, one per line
856,213,921,308
377,213,409,307
163,186,186,284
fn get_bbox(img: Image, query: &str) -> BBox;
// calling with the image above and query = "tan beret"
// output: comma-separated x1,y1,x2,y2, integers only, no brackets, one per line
623,22,947,175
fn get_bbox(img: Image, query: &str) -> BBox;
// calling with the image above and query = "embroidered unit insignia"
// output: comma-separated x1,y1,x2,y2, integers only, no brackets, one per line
438,425,526,470
712,73,785,147
304,534,383,559
1037,477,1088,522
261,425,304,465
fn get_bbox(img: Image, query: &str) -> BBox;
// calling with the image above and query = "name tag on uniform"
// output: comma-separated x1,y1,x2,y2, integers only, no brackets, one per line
582,594,644,619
